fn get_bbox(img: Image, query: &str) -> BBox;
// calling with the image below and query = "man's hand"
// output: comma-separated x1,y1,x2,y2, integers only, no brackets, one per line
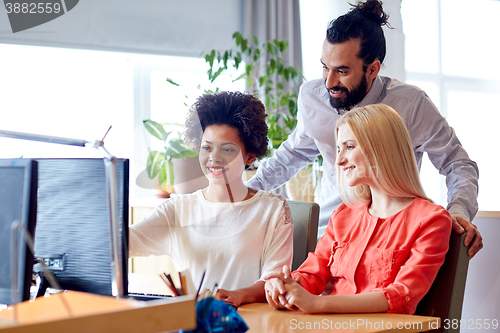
452,215,483,258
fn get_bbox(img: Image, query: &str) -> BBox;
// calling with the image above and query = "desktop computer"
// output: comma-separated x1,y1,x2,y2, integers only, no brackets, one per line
0,159,38,305
33,158,129,297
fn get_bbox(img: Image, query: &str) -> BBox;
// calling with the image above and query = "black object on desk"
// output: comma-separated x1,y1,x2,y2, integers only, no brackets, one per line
0,159,38,305
33,158,130,298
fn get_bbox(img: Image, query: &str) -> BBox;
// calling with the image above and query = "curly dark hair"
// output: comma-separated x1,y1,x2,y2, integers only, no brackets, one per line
184,91,269,159
326,0,391,71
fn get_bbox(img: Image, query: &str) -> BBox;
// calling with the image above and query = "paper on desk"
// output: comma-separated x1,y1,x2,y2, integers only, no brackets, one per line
128,270,196,296
128,273,173,296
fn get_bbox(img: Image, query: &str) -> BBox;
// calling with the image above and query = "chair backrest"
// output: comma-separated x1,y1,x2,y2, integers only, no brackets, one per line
287,200,320,271
415,232,470,333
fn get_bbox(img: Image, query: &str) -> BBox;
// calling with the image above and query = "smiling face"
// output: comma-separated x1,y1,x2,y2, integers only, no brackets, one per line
321,39,380,112
336,123,373,188
199,124,255,186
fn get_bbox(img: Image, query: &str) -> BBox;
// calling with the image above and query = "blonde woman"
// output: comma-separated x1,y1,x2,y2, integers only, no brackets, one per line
264,104,452,314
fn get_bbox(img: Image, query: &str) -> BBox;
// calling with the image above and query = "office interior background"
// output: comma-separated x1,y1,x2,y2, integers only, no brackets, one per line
0,0,499,328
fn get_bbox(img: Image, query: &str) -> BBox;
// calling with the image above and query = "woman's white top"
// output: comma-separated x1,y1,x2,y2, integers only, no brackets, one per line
129,189,293,291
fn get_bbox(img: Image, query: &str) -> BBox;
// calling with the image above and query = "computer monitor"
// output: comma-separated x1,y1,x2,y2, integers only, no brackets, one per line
0,159,38,305
33,158,129,297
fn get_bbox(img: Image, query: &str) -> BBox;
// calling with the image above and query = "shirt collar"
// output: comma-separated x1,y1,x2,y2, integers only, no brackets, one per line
358,75,384,108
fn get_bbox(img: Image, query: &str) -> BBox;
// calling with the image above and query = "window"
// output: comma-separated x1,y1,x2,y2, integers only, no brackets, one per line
0,44,134,160
0,44,243,199
402,0,500,211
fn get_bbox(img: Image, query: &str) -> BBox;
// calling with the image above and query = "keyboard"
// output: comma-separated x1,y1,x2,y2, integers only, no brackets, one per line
127,292,173,301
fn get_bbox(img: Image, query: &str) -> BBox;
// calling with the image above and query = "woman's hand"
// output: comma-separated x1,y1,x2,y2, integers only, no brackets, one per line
264,278,287,309
280,279,319,313
263,265,293,309
217,288,243,306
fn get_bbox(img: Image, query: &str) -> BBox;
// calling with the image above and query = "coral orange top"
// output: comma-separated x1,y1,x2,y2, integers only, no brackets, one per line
292,198,452,314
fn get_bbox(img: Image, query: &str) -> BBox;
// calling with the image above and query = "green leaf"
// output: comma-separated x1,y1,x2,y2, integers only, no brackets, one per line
234,32,243,46
166,78,180,86
233,73,248,82
146,150,166,179
159,159,174,186
279,40,288,53
143,119,170,141
166,139,199,159
207,50,216,67
253,48,260,62
280,95,288,106
246,64,254,76
234,52,242,69
284,68,290,81
223,51,229,68
288,66,297,79
211,67,224,82
266,42,277,56
269,58,276,71
258,76,266,87
252,35,259,45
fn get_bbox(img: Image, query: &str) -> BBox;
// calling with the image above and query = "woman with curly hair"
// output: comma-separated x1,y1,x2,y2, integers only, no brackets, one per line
130,91,293,306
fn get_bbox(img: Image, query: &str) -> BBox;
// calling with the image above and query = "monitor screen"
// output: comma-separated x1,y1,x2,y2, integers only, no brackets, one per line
0,159,37,305
33,158,129,297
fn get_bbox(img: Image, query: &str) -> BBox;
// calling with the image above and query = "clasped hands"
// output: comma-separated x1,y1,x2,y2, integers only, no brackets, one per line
263,265,319,313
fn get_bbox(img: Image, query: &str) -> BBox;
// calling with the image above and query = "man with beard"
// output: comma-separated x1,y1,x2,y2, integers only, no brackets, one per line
247,0,483,257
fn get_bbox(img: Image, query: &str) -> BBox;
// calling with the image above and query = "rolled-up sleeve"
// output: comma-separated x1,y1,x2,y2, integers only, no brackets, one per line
374,209,452,314
291,209,343,295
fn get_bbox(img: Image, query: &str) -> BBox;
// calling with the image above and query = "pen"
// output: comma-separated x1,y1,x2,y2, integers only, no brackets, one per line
159,273,180,297
211,283,219,298
196,270,206,300
179,272,187,295
165,273,184,296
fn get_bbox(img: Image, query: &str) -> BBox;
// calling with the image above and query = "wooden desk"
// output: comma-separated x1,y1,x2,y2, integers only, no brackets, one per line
0,291,196,333
238,303,439,333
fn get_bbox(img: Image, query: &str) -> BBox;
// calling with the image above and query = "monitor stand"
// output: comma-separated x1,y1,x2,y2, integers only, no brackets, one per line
34,275,50,298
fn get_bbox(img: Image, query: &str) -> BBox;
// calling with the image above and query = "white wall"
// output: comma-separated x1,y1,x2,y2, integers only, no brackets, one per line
461,216,500,332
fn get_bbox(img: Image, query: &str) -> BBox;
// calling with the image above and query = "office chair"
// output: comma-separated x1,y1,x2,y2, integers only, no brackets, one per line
287,200,320,271
415,232,470,333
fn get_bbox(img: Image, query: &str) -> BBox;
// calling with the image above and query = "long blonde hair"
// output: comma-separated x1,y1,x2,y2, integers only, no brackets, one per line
336,104,431,207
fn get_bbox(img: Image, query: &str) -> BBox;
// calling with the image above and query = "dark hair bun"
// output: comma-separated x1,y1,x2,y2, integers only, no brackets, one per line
352,0,390,27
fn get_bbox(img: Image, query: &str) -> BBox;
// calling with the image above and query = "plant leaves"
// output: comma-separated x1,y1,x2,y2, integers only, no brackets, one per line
166,139,199,159
234,32,243,46
166,78,180,86
146,150,166,179
159,159,174,186
143,119,170,141
211,67,224,82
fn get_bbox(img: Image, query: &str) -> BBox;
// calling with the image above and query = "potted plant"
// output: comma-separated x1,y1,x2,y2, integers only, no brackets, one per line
143,119,200,197
204,32,321,201
204,32,301,153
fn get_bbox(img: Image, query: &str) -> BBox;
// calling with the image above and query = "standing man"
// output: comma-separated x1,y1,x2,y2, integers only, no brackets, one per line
247,0,482,257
